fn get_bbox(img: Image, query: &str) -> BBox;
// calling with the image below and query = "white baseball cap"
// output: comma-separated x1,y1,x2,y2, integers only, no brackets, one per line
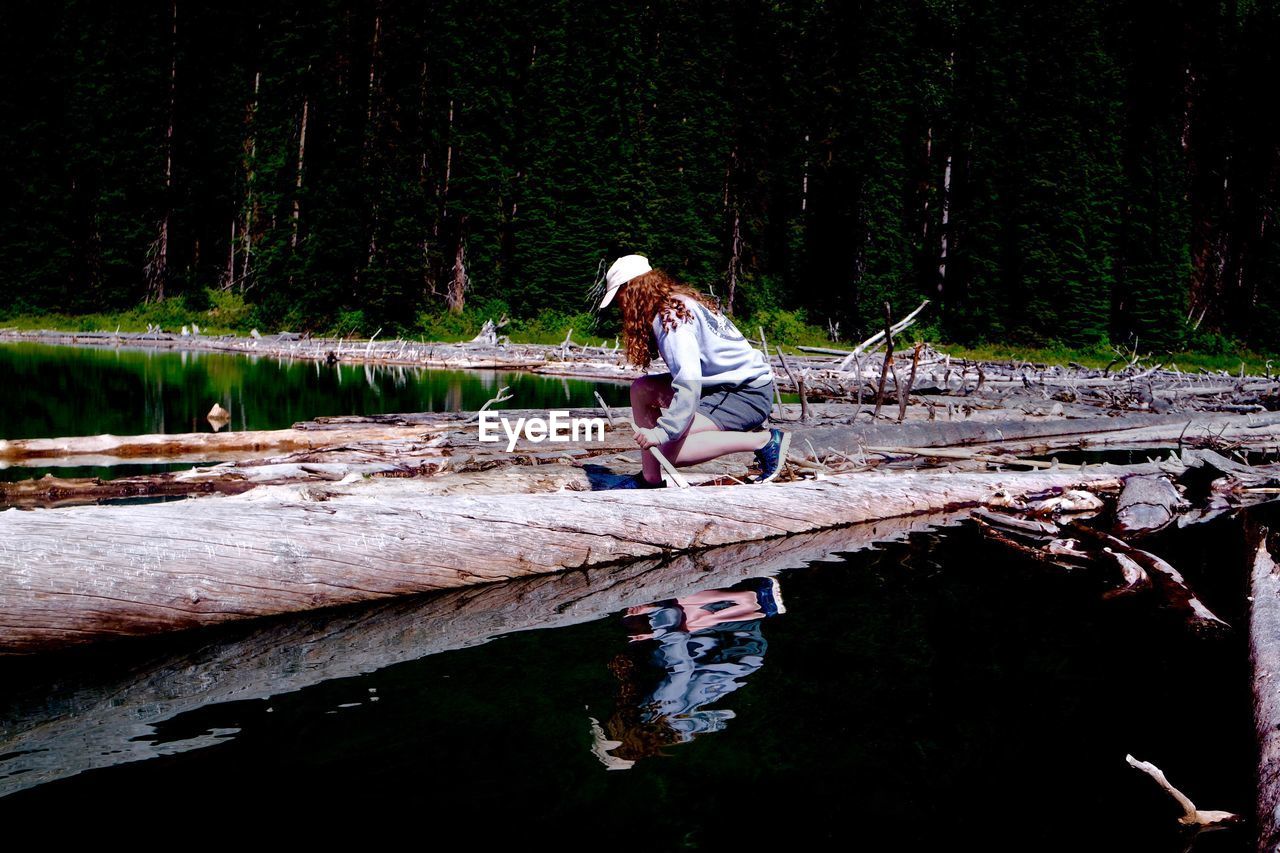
599,254,652,309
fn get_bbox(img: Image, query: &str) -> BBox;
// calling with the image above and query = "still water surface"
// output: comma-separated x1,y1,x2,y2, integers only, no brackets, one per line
0,343,1257,849
0,342,629,480
0,514,1257,849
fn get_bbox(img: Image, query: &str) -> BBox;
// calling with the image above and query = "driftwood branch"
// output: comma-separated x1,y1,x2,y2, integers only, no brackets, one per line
592,392,689,488
873,301,895,420
463,385,514,423
1125,754,1240,828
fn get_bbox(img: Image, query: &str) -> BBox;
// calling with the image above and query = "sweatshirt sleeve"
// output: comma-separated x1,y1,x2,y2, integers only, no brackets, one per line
653,314,703,442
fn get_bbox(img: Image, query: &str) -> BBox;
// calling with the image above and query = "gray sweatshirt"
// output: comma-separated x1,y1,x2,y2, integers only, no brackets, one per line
652,297,773,441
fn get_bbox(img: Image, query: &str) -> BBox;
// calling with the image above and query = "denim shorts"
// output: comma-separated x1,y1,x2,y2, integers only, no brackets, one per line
697,380,774,432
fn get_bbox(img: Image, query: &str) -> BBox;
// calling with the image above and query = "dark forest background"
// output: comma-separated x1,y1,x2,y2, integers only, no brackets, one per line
3,0,1280,351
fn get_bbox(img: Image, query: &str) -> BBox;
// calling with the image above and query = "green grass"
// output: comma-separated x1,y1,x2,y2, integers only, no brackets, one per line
927,341,1274,376
0,305,246,336
3,297,1275,375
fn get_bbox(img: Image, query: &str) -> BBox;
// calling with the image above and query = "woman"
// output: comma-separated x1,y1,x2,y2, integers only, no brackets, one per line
598,254,789,487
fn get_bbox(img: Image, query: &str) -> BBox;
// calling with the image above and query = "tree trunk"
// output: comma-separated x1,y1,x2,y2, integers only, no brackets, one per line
0,465,1140,653
147,0,178,303
443,97,454,202
801,133,809,212
448,215,468,314
727,207,741,314
291,95,308,248
937,152,952,294
363,13,383,272
240,69,261,292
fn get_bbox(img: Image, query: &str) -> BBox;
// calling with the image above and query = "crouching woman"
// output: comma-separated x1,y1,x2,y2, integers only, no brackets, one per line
598,254,789,487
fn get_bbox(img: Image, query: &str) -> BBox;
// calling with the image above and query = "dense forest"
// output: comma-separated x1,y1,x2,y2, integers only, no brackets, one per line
2,0,1280,351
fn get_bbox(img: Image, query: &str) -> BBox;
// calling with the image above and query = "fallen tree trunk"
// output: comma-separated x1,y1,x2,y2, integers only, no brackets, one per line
0,424,438,466
0,465,1154,654
1250,525,1280,850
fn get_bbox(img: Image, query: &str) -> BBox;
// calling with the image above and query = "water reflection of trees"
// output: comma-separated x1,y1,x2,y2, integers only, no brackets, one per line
0,343,628,440
593,578,785,770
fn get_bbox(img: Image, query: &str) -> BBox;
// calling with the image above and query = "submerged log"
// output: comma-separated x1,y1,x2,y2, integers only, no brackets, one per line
1114,475,1185,537
1071,525,1229,634
1099,548,1152,598
0,465,1151,654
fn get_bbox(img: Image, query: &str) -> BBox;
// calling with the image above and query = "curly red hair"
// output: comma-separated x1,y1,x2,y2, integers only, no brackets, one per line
616,269,718,368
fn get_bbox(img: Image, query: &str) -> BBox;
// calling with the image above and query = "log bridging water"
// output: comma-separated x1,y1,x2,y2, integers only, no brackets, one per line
0,464,1151,654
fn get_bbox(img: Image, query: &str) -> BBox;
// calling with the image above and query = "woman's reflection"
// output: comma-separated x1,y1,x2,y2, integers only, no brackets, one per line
592,577,785,769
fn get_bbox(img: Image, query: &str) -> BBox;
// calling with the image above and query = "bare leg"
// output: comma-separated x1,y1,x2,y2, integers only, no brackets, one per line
630,375,770,483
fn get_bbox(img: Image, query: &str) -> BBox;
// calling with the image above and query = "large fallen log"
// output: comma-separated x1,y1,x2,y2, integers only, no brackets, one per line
0,465,1155,654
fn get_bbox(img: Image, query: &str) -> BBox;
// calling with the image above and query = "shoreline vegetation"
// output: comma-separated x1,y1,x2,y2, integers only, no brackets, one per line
1,291,1274,377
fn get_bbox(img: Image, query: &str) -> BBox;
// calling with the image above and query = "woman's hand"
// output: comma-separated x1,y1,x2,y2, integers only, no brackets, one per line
633,426,667,450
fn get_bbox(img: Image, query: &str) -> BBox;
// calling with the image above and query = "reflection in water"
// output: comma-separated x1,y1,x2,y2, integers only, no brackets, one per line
0,514,1256,848
593,577,785,770
0,341,630,481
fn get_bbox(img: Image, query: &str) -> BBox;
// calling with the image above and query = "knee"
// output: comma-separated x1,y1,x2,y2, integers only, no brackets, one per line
630,374,661,406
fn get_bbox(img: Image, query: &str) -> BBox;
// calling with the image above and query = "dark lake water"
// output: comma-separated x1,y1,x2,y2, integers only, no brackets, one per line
0,510,1259,849
0,341,630,480
0,342,1259,849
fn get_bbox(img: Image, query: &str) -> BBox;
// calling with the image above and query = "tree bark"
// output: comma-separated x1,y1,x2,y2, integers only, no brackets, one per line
147,0,178,303
240,69,261,291
0,466,1140,653
1251,525,1280,850
873,301,895,419
291,95,308,248
448,215,468,314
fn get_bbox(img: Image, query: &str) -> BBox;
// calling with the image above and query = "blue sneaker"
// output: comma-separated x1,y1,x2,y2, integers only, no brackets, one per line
753,428,790,483
744,577,786,617
612,472,663,490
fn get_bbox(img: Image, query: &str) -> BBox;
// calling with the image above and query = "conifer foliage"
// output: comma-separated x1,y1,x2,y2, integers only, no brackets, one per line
2,0,1279,350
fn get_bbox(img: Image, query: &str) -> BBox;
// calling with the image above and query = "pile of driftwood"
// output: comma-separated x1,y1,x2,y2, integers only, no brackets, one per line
970,448,1280,848
972,448,1257,636
5,309,1279,418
